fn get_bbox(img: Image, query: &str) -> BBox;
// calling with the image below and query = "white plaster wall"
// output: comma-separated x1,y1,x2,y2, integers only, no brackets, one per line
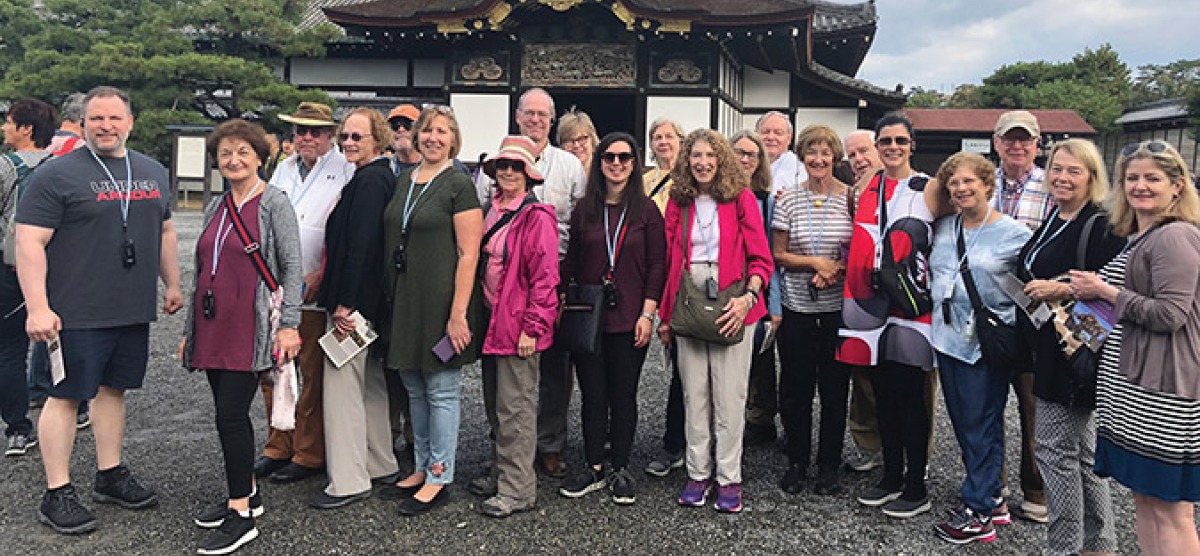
452,93,511,162
644,96,711,164
742,66,789,108
793,108,860,145
290,59,409,88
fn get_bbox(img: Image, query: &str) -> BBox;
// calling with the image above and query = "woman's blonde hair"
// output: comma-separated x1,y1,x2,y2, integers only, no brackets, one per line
556,107,599,151
728,130,772,194
935,151,996,201
1045,139,1108,205
412,105,462,160
1107,140,1200,236
338,107,393,155
670,129,744,204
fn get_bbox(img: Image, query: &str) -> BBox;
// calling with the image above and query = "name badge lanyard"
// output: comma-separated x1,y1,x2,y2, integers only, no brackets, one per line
603,204,629,282
944,207,992,328
204,180,263,318
89,149,134,266
694,201,719,263
288,154,332,219
1022,206,1070,275
803,186,834,259
400,161,451,243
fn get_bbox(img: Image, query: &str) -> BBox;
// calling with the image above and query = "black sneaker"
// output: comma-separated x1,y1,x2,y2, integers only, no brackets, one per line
609,467,636,505
856,483,902,507
559,465,608,498
92,465,158,509
779,463,805,494
39,485,98,535
197,509,258,555
812,469,842,496
644,449,684,477
882,494,931,518
6,431,38,456
194,492,264,529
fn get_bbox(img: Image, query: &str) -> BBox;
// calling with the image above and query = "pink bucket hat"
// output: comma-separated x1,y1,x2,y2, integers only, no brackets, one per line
483,135,544,184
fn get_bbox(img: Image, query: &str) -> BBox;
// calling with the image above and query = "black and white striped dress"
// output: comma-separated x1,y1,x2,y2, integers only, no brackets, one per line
1094,249,1200,502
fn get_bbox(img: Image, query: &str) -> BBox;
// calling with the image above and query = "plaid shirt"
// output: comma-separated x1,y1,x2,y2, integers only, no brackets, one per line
993,165,1052,231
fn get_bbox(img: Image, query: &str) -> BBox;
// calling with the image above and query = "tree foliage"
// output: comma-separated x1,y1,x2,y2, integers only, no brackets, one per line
1133,58,1200,104
0,0,341,161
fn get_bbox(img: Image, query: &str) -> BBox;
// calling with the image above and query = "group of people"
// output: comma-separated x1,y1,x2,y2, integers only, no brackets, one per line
2,84,1198,556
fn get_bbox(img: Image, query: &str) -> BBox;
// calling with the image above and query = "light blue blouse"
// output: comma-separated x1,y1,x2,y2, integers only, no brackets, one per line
929,213,1031,365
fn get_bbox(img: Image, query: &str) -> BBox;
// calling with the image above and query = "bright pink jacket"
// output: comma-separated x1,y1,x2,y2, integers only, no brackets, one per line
659,188,773,325
482,203,560,355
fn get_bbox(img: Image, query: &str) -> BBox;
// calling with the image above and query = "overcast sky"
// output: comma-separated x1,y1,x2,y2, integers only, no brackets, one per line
852,0,1200,93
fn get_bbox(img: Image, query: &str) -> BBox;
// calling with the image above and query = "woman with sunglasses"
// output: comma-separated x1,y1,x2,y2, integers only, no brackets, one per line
382,105,483,516
309,108,400,510
641,117,688,478
557,108,599,170
558,133,665,506
730,130,784,449
927,153,1031,544
1071,141,1200,556
841,112,951,519
1017,139,1123,556
657,129,773,513
476,136,560,517
771,125,854,496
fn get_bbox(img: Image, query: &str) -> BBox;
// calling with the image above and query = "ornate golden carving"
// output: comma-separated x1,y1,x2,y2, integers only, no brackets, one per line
657,59,703,84
610,2,636,30
487,2,514,29
537,0,583,11
522,43,635,87
461,56,505,81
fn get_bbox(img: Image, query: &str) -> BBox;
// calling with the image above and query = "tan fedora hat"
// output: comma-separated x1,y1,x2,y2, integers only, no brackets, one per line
278,102,337,127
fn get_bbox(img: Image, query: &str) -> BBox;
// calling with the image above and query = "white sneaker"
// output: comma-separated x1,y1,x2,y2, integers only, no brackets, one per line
843,447,882,472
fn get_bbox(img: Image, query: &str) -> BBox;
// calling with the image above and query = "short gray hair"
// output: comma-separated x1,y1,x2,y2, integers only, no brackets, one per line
517,87,555,120
60,93,86,124
754,111,793,137
844,129,874,147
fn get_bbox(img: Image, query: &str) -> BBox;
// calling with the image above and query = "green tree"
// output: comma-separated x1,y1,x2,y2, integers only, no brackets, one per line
1134,59,1200,104
905,86,946,109
0,0,339,161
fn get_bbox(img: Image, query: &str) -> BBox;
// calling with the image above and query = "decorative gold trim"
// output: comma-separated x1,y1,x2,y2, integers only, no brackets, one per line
657,18,691,33
537,0,583,11
610,2,636,30
437,20,470,34
487,2,514,29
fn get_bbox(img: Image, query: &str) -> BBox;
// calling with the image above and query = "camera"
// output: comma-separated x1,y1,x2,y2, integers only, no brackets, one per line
603,279,619,309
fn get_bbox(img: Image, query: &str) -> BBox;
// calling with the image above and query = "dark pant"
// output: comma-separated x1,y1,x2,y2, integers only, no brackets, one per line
536,342,571,454
939,354,1010,515
28,342,89,415
870,361,929,499
663,342,685,455
746,321,778,428
1007,372,1046,505
574,331,648,469
777,310,850,472
0,321,31,437
207,369,260,499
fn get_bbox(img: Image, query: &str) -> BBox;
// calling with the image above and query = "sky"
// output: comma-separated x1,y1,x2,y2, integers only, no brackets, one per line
851,0,1200,93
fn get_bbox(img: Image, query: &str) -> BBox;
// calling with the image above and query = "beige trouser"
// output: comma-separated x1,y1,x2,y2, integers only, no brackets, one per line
675,263,755,486
483,354,540,504
322,344,398,496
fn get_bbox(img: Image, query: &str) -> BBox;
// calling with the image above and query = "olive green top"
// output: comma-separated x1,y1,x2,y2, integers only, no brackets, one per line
383,168,482,371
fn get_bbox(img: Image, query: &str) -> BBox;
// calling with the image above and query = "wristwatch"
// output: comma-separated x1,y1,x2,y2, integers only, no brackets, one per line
639,312,655,321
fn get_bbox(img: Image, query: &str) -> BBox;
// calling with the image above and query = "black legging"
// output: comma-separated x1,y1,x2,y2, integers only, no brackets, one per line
206,369,260,499
777,309,850,473
869,361,930,499
574,331,648,469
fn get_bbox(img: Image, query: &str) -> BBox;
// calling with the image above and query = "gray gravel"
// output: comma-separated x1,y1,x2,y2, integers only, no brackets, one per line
1,209,1144,555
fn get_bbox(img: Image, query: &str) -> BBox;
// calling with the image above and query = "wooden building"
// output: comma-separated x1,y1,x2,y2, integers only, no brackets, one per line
294,0,904,161
903,108,1096,175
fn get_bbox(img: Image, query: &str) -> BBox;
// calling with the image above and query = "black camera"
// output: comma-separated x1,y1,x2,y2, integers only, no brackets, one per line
122,238,136,268
393,244,407,273
603,279,619,309
807,281,820,302
202,290,216,319
869,269,882,292
705,277,719,300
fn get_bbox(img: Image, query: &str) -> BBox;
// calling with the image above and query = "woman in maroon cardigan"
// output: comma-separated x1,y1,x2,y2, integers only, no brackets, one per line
558,132,665,506
656,129,772,513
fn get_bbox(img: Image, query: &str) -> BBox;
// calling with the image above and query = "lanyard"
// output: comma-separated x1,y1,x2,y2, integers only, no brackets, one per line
402,161,451,233
88,149,133,230
695,199,719,261
603,204,629,280
803,184,834,258
952,207,993,281
1022,207,1071,272
289,154,331,209
211,180,263,278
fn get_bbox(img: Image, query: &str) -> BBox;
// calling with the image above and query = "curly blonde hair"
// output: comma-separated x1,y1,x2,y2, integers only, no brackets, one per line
670,129,744,204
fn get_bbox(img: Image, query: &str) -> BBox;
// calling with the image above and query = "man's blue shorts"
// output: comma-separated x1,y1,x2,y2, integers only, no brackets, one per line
49,324,150,401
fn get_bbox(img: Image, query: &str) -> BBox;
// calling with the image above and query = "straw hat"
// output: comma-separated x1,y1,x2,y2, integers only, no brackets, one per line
278,102,337,127
483,136,544,183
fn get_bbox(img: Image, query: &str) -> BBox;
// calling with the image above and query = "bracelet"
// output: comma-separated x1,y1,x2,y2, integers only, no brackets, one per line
639,312,655,321
744,292,758,307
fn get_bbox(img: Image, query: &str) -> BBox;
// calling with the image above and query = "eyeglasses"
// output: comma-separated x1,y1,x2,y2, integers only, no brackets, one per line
601,152,635,164
338,132,368,143
1121,140,1170,158
876,136,911,146
495,159,525,172
389,118,413,132
294,126,327,138
734,148,760,159
520,109,553,121
999,135,1037,146
563,135,591,147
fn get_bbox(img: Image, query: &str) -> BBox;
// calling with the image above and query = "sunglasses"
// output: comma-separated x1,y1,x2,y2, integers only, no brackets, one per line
876,136,911,146
601,152,635,164
294,126,327,138
389,118,413,132
1121,140,1170,158
495,159,526,172
425,104,455,115
338,132,369,143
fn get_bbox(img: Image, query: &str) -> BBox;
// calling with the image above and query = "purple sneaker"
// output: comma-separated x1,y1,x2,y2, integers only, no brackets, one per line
714,483,743,513
677,479,711,507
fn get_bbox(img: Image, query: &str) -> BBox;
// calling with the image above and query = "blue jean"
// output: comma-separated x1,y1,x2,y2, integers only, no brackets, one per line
398,368,461,485
938,353,1011,515
0,326,31,436
28,342,89,415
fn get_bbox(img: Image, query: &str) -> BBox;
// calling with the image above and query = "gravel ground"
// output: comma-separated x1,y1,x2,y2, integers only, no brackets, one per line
0,209,1145,555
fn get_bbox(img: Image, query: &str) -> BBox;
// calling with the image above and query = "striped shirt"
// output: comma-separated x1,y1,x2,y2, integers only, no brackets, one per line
772,185,853,313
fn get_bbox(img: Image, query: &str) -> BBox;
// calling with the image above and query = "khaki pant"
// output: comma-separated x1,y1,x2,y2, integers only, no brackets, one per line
262,311,326,468
322,343,398,496
483,354,540,504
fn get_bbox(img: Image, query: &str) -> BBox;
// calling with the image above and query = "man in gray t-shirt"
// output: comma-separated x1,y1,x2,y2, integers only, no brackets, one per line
14,86,182,535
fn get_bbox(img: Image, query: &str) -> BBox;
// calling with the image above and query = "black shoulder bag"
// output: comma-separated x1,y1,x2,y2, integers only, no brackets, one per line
1063,211,1103,408
956,216,1024,371
871,171,933,318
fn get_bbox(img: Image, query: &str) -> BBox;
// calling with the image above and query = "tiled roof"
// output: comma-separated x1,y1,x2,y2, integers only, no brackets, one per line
809,61,904,101
904,109,1096,135
300,0,373,31
1114,98,1190,125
